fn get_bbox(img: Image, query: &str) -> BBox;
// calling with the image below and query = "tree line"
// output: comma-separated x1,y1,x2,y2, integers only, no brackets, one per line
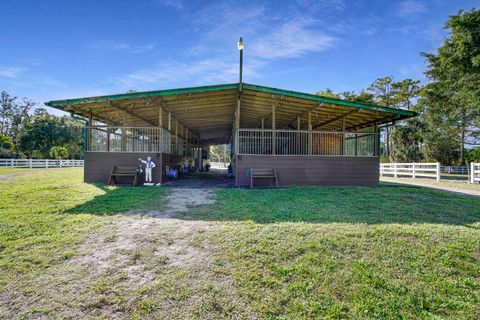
0,94,84,159
317,8,480,165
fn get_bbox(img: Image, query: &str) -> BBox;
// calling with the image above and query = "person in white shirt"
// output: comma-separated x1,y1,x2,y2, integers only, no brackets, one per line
138,157,156,183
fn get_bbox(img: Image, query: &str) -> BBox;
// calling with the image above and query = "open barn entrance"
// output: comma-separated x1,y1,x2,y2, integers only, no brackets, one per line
163,144,234,188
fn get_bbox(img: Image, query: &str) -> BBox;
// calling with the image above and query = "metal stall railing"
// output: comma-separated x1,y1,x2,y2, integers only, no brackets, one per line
236,129,378,156
87,126,171,153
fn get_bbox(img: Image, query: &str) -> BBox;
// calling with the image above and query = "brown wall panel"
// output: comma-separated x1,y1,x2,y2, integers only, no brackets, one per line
235,155,379,186
85,152,168,184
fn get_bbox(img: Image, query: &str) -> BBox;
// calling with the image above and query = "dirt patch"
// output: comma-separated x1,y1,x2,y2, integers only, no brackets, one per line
67,188,217,288
3,188,254,319
0,173,22,182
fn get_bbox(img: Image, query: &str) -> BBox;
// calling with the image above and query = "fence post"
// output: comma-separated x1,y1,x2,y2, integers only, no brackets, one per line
412,163,416,179
11,159,14,168
29,159,32,168
46,159,49,168
394,163,397,178
436,162,441,182
60,160,62,168
471,162,475,184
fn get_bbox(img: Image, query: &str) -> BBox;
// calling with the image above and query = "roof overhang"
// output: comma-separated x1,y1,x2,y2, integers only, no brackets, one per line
46,82,417,144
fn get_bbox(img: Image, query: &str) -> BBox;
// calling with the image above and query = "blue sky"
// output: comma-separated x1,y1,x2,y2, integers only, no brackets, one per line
0,0,477,113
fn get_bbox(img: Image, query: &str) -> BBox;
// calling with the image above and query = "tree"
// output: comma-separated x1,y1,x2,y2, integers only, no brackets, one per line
341,90,375,104
0,134,14,157
49,146,69,159
368,76,397,158
0,91,16,137
19,109,84,159
392,79,422,111
421,8,480,164
390,119,423,162
465,147,480,163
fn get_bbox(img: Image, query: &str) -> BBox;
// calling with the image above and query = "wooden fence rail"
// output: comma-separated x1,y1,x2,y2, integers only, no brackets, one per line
380,162,441,181
0,159,84,168
471,162,480,184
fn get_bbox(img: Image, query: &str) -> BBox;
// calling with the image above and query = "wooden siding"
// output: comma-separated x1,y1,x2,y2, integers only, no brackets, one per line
235,155,379,186
85,152,166,184
85,152,193,184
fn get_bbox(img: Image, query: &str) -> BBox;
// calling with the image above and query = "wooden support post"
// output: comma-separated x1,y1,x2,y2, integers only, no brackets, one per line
159,107,163,128
307,111,312,155
354,127,358,156
88,111,93,151
261,117,265,129
107,129,110,152
341,116,345,155
297,115,301,130
175,120,179,155
186,129,189,156
236,96,241,130
121,112,127,152
168,112,171,131
374,122,378,156
272,103,276,155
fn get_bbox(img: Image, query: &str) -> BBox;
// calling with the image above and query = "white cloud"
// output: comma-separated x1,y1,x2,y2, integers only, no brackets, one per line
251,18,336,59
111,58,264,91
295,0,346,11
191,3,268,39
90,41,156,54
397,0,427,17
156,0,184,9
0,67,26,79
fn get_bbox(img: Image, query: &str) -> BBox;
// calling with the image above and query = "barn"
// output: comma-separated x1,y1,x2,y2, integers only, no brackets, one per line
45,82,416,187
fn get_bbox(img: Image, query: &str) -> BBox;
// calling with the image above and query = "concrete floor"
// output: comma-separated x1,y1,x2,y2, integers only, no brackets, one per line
163,168,234,188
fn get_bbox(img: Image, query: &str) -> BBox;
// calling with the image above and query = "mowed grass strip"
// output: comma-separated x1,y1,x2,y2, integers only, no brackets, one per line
176,186,480,319
0,168,168,275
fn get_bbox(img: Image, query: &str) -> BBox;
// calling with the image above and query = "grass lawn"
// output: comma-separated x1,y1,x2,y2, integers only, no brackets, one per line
1,168,479,319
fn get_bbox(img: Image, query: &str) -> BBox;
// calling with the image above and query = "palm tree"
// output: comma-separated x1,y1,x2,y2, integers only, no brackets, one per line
0,134,14,156
49,146,69,160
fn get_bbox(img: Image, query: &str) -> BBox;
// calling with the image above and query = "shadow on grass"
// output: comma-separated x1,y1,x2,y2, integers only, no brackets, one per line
67,184,169,216
67,182,480,226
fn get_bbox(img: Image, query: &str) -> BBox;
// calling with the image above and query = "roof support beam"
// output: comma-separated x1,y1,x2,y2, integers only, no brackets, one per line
314,109,358,129
108,101,156,126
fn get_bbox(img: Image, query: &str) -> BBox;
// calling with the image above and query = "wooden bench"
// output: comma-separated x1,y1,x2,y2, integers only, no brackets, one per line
108,166,139,185
250,168,279,188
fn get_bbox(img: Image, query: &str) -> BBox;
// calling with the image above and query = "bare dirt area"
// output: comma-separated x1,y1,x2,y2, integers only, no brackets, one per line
4,188,255,319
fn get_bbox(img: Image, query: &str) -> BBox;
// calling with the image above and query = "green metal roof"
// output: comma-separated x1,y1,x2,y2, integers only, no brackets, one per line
45,82,417,118
45,83,239,107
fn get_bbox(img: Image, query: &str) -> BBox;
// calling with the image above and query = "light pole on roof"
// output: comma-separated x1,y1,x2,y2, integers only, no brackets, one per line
237,37,244,91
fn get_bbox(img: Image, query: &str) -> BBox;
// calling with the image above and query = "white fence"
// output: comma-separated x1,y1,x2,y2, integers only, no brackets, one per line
471,162,480,184
441,165,468,174
0,159,84,168
380,162,441,181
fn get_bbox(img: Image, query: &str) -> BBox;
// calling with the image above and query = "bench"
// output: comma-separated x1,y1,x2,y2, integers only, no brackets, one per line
108,166,139,186
250,168,279,188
